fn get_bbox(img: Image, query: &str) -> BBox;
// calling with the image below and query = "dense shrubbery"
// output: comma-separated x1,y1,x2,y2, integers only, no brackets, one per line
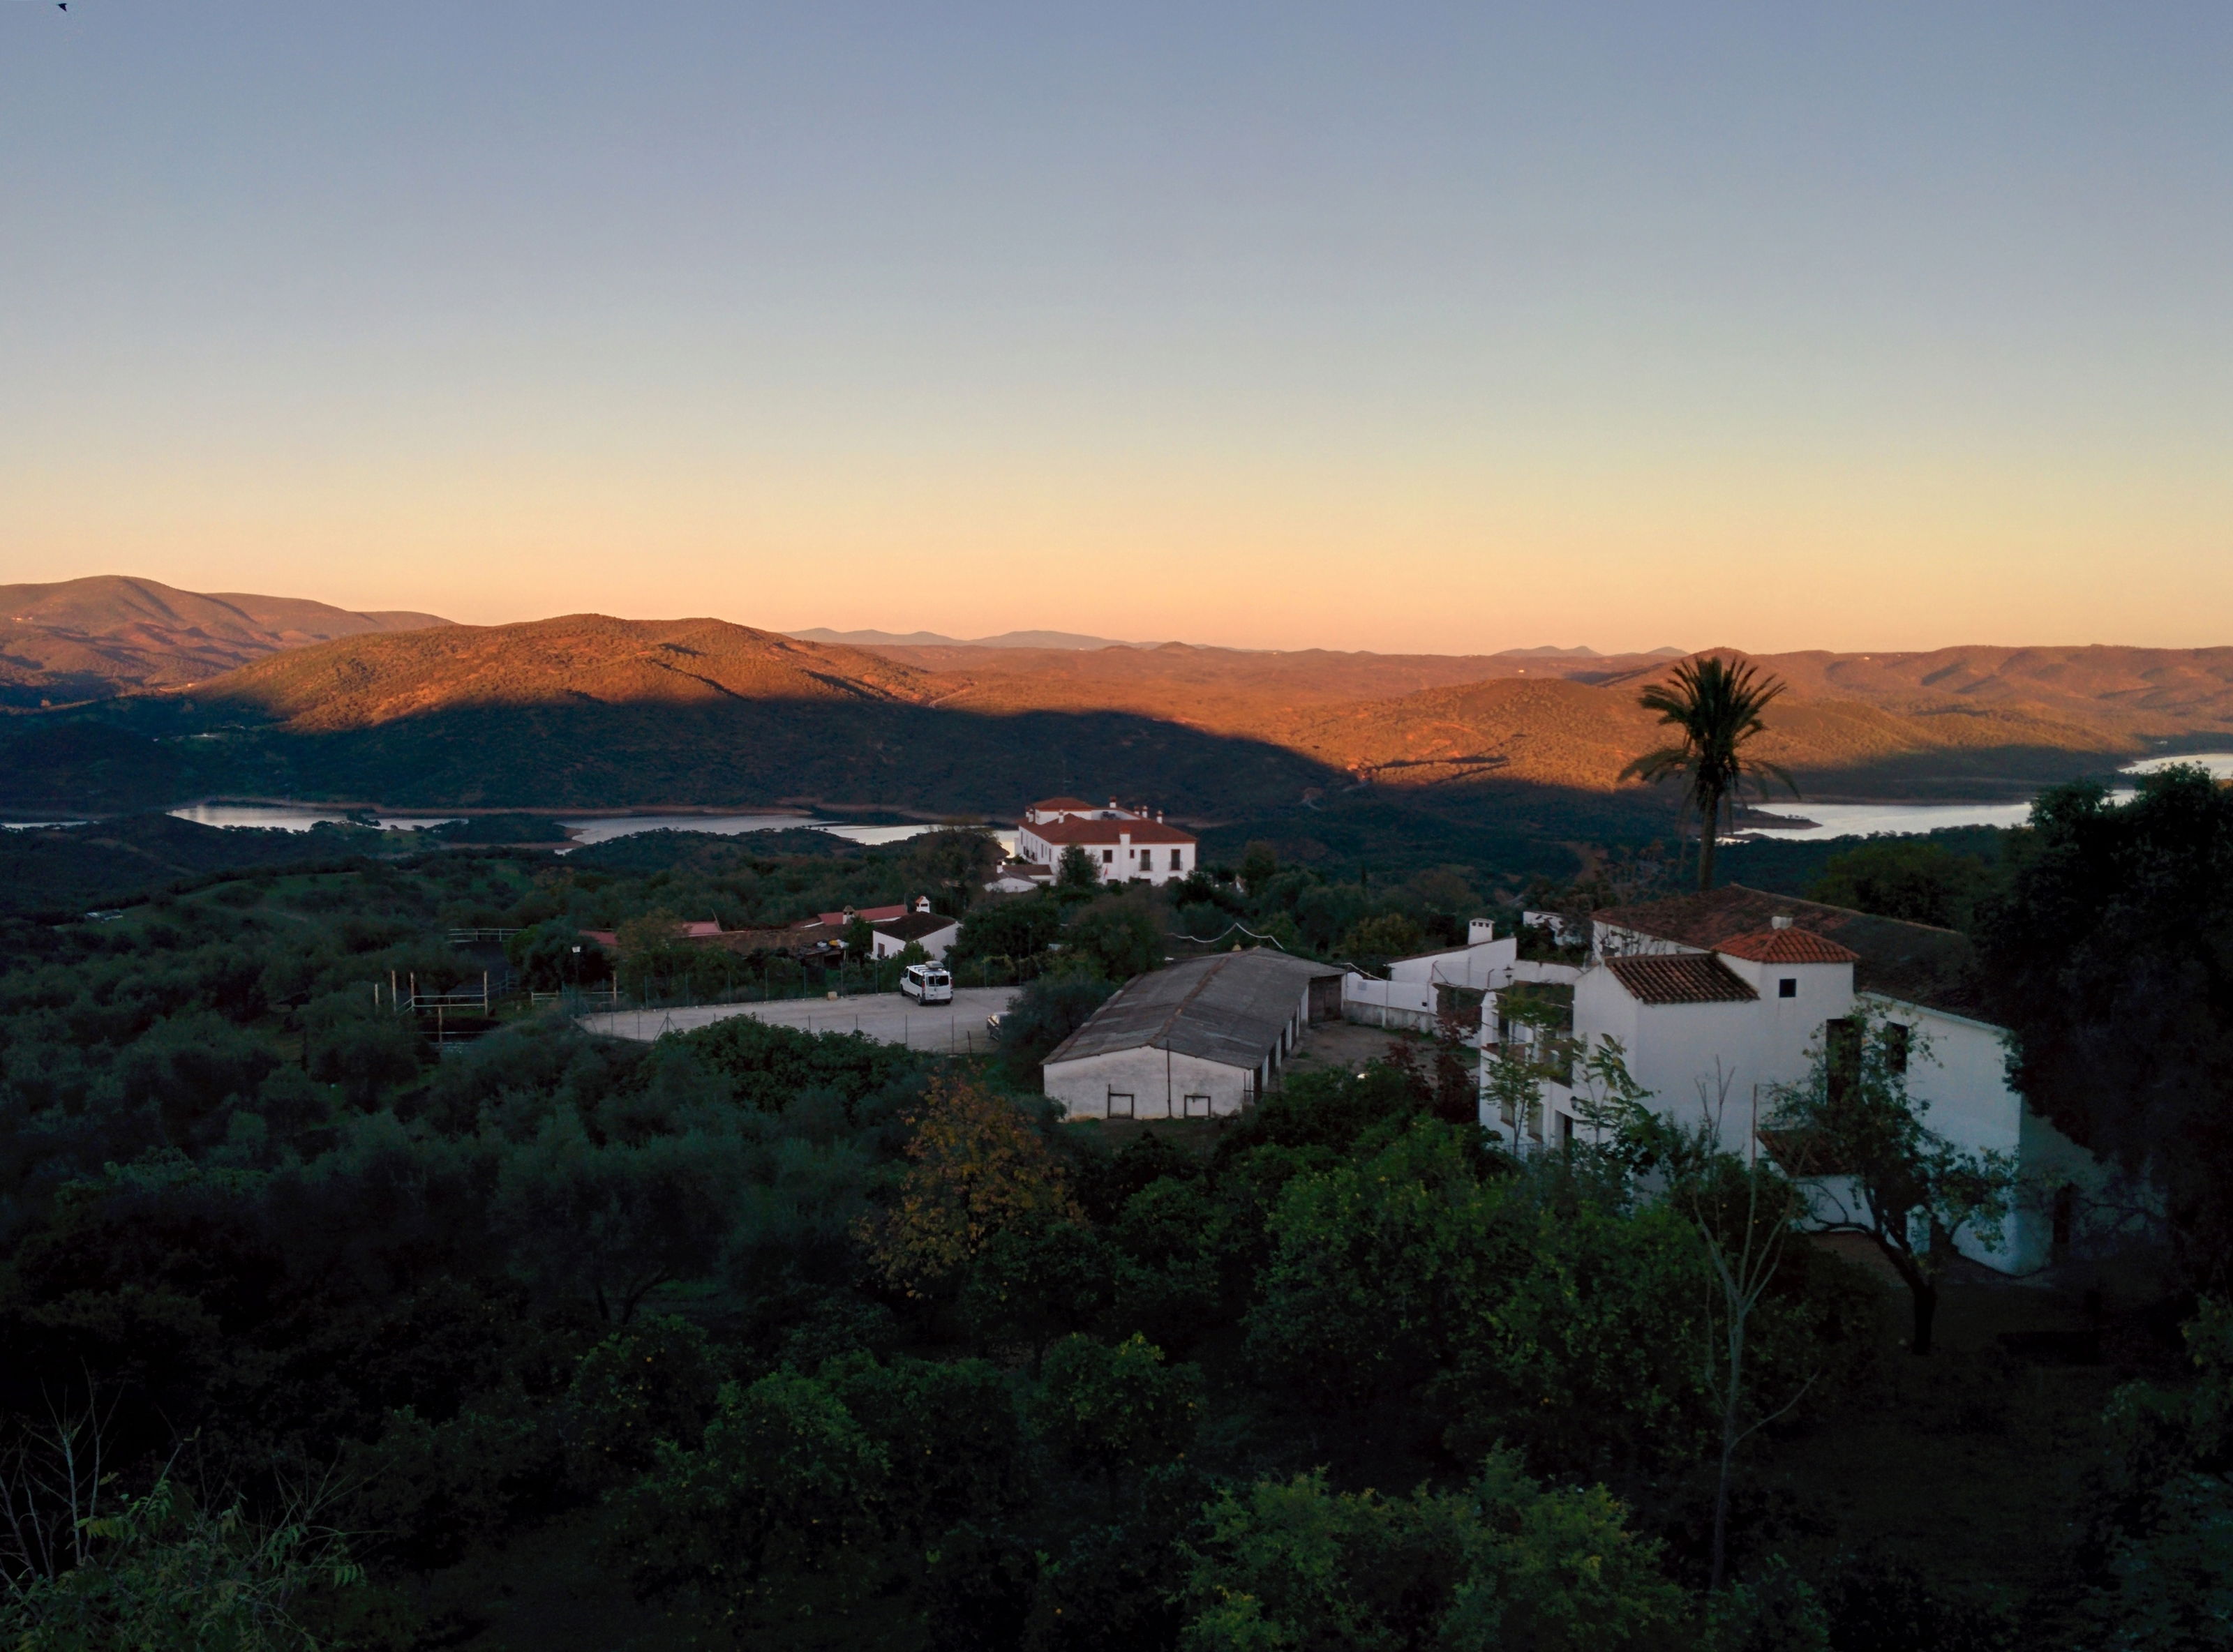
0,812,2227,1647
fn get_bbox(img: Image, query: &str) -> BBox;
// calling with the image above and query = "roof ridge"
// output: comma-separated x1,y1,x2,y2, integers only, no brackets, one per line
1721,884,1966,938
1146,953,1235,1051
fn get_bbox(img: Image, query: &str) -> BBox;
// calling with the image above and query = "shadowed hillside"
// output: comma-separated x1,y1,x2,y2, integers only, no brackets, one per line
0,616,1343,818
0,575,448,707
5,615,2225,836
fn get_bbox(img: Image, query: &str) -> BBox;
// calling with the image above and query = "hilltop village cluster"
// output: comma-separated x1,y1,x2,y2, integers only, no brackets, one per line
594,793,2099,1282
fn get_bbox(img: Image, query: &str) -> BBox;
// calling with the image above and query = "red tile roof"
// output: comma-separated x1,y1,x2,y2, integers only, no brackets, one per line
1716,928,1859,965
874,911,957,942
1605,954,1759,1005
1031,796,1099,812
799,904,909,929
1595,885,1984,1016
1024,816,1196,846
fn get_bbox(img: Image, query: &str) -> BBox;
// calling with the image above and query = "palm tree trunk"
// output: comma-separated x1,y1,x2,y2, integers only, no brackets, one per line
1697,783,1724,891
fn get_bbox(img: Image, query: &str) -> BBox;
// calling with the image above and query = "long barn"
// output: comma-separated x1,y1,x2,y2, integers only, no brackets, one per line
1043,949,1347,1120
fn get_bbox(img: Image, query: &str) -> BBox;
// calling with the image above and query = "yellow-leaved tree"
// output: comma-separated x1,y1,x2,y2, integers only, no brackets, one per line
858,1077,1080,1297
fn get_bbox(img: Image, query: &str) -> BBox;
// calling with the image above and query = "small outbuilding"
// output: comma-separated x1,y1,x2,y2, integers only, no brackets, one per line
871,903,961,961
1043,949,1348,1120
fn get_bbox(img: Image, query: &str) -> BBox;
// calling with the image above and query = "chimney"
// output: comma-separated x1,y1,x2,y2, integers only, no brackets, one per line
1771,915,1793,930
1468,917,1495,945
916,894,932,914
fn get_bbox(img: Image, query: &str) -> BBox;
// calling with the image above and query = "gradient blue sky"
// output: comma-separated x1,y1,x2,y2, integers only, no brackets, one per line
1,2,2225,652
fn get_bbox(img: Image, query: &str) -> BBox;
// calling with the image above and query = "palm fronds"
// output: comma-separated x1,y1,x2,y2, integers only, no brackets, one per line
1620,655,1798,889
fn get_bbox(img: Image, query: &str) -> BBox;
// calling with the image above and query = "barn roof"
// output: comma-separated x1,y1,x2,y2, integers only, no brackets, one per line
1045,950,1345,1072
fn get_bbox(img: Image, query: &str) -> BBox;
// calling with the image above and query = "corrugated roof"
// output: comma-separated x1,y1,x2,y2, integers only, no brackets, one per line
1716,928,1859,965
1597,885,1985,1016
1045,951,1345,1071
1604,954,1759,1005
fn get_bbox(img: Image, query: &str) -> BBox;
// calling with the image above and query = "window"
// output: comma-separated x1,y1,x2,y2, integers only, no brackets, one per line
1885,1022,1911,1074
1170,850,1183,869
1103,849,1114,864
1778,977,1798,998
1826,1016,1862,1104
1183,1092,1212,1118
1107,1091,1135,1119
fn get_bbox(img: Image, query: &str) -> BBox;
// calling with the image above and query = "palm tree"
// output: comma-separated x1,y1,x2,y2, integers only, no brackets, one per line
1620,655,1797,891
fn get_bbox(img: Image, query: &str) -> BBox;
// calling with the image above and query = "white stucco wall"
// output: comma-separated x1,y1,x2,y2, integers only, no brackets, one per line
1389,935,1519,989
1044,1047,1255,1119
1343,974,1436,1032
1015,822,1194,886
871,922,959,962
1859,994,2075,1272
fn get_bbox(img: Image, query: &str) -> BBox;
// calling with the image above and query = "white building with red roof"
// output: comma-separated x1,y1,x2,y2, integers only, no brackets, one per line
1486,885,2100,1274
1014,797,1197,887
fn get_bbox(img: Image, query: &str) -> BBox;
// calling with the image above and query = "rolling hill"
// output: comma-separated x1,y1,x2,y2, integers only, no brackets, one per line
6,608,2231,864
0,575,449,707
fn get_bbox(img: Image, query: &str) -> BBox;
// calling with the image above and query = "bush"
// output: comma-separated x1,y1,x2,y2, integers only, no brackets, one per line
1064,897,1163,981
995,973,1116,1079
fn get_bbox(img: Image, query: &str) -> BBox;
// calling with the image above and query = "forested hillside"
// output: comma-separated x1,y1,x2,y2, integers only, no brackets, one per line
1,787,2229,1648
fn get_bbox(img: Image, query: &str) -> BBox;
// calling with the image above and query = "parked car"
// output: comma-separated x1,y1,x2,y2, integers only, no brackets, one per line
900,963,954,1004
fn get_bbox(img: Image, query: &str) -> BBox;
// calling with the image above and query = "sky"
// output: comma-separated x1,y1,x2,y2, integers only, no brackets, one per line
0,2,2227,654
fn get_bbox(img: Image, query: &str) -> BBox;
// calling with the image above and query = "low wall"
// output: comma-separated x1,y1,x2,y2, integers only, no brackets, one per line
1341,975,1439,1035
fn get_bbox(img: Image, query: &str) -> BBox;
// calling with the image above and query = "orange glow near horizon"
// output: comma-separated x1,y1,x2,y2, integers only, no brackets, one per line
1,5,2227,656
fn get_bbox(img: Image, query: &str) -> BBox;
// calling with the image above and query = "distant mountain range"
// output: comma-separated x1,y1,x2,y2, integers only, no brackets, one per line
4,584,2230,877
788,629,1689,659
787,626,1159,650
0,576,449,707
5,599,2228,816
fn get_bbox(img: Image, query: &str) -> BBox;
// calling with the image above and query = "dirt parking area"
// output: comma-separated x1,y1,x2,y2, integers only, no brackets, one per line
580,987,1019,1054
1278,1018,1438,1084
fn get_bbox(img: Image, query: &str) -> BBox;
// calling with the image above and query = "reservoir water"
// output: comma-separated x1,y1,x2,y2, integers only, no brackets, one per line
110,751,2233,849
155,803,1017,856
1741,753,2233,841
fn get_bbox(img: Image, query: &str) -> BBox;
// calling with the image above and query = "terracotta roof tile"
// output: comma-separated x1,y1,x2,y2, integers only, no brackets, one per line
1605,954,1759,1005
798,904,909,929
874,911,957,942
1595,885,1984,1016
1024,816,1197,846
1716,928,1859,964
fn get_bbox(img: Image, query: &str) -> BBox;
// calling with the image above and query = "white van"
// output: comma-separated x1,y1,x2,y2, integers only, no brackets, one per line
900,963,953,1004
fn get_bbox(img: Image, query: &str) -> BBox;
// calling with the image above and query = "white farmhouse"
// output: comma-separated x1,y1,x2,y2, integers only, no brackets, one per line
1043,949,1347,1119
1487,885,2095,1275
1014,797,1197,887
